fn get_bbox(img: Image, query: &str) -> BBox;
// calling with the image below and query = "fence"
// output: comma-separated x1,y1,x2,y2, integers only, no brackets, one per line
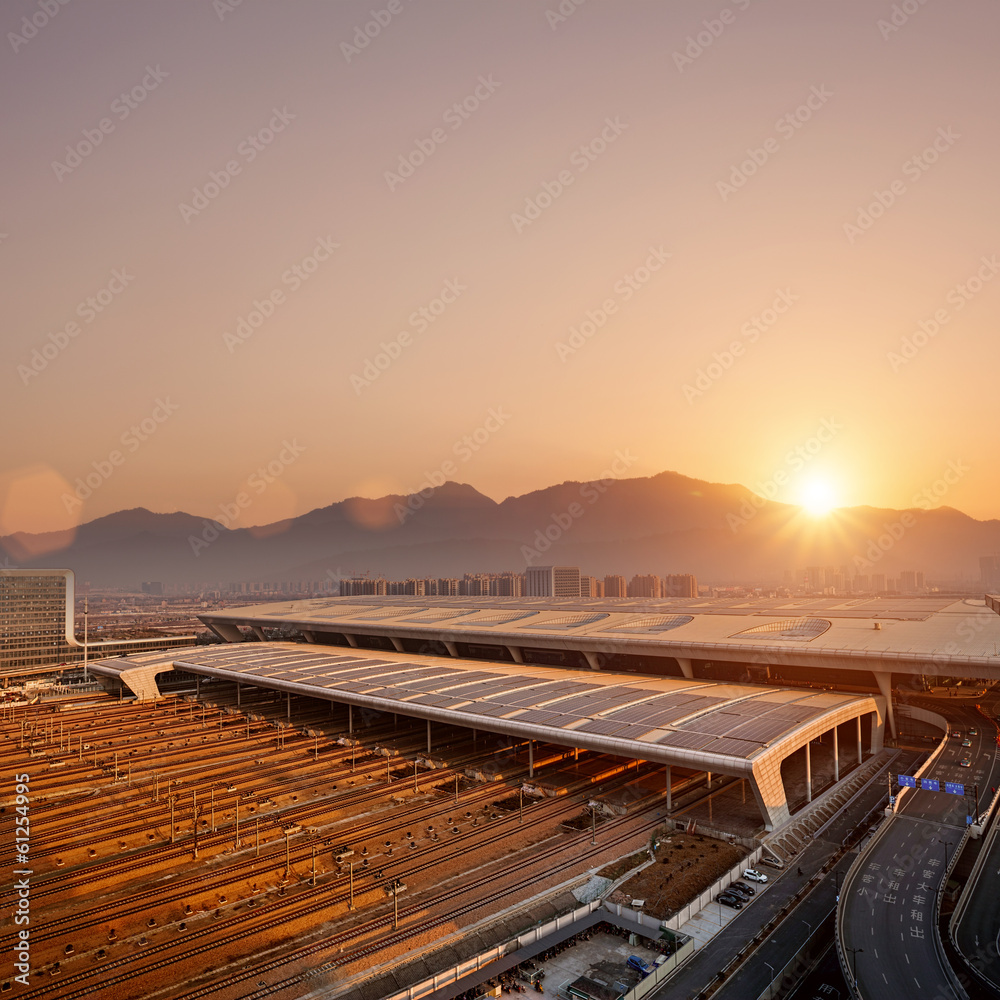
658,846,763,931
380,899,602,1000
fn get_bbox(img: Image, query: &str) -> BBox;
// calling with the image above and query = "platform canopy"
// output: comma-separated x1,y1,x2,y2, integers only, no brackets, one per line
89,641,882,829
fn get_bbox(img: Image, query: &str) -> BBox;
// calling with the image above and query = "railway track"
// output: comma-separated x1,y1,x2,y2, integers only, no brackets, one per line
17,792,662,999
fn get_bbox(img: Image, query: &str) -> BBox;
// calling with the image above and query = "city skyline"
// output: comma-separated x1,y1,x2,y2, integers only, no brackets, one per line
2,0,999,538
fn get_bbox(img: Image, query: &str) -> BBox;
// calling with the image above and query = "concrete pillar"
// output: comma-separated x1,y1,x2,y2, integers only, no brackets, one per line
302,629,315,643
344,633,359,648
874,671,896,739
348,704,353,734
805,742,812,804
426,718,431,754
237,682,241,708
251,625,267,642
528,740,534,779
856,715,863,764
443,641,459,658
286,690,291,720
583,651,602,671
390,637,405,653
677,658,694,680
665,764,672,812
196,677,200,696
832,725,839,782
706,771,712,790
507,646,524,664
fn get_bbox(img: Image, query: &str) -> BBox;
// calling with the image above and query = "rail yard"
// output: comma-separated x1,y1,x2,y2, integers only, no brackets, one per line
1,682,703,1000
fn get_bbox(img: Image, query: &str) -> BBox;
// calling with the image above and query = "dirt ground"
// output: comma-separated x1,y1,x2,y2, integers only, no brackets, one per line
607,832,748,919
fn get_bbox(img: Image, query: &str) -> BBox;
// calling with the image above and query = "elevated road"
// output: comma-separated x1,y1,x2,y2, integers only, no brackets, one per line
840,702,1000,999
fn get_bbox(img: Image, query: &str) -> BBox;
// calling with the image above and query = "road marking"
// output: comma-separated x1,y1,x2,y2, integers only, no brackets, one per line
914,978,920,988
883,973,888,983
905,953,910,964
874,948,879,958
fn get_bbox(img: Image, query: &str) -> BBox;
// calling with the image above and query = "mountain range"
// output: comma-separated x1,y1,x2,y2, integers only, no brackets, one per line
1,471,997,589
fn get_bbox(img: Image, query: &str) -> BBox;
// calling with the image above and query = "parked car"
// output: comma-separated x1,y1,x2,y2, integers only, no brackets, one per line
759,856,784,869
730,880,756,896
716,893,743,909
743,869,768,883
627,955,653,975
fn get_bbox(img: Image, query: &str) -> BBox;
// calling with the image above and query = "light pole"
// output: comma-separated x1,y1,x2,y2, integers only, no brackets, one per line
83,592,89,683
848,946,864,984
936,837,954,869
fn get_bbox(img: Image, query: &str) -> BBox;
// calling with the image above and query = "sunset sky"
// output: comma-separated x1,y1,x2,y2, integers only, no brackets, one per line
2,0,998,536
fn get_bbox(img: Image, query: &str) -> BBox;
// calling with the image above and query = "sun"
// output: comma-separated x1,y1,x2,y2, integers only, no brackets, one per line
798,476,840,516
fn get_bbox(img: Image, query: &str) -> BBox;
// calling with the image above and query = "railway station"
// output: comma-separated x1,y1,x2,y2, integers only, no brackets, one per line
89,637,883,832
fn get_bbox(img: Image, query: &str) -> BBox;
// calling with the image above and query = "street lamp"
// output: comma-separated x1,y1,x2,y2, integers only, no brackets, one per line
936,837,954,869
847,946,864,984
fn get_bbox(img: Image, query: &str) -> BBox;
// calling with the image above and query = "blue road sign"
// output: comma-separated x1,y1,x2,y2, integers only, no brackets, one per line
898,775,916,788
921,778,940,792
945,782,965,796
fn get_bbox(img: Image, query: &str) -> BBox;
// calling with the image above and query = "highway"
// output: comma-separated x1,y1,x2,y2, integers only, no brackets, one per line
950,696,1000,996
840,702,1000,1000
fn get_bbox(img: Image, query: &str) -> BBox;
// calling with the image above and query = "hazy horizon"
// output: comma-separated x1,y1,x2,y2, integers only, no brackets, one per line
3,0,999,537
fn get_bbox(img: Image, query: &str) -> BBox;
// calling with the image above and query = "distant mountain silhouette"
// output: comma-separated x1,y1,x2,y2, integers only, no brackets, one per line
1,472,997,588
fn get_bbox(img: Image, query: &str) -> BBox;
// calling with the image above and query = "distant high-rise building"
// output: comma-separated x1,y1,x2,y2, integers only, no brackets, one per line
663,574,698,598
806,567,823,592
340,577,388,596
872,574,886,594
438,578,461,596
603,575,627,598
490,572,523,597
525,566,580,597
899,570,917,594
628,574,662,598
580,575,604,597
981,556,1000,590
915,571,925,591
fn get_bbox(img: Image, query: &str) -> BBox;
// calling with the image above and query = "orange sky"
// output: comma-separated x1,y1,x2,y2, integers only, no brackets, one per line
2,0,998,536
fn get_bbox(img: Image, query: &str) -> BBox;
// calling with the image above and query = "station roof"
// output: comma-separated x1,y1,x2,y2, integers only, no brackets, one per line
90,642,875,775
199,595,1000,674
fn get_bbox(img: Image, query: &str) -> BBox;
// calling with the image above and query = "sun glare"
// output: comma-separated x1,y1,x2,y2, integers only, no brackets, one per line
799,476,839,516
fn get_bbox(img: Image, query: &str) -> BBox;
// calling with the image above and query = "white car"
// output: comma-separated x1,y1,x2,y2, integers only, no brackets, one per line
743,868,768,883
